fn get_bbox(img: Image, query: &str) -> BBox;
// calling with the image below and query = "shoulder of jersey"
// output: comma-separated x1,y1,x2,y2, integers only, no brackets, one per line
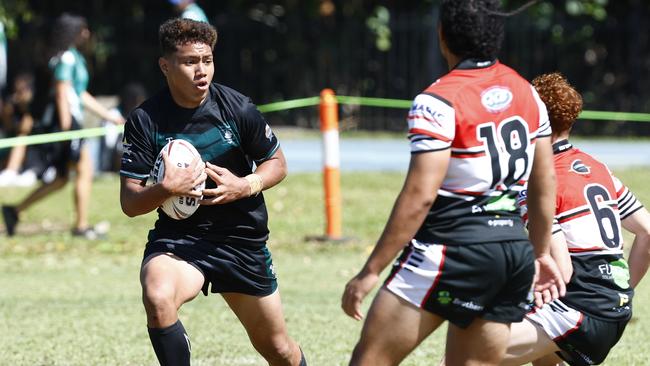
60,50,76,65
557,148,610,178
213,82,248,103
422,76,461,105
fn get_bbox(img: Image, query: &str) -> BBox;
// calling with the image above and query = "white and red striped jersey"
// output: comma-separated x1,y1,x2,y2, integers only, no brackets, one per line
518,140,642,320
520,140,643,256
408,59,551,245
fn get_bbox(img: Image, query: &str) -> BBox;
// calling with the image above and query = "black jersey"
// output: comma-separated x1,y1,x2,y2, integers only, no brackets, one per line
120,83,280,245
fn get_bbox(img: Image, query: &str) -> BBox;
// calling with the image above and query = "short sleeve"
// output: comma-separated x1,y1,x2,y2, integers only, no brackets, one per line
237,100,280,164
612,175,644,220
531,86,551,138
53,51,75,82
120,109,156,181
407,93,455,154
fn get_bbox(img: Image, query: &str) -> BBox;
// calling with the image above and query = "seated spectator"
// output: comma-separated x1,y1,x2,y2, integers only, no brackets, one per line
0,72,37,186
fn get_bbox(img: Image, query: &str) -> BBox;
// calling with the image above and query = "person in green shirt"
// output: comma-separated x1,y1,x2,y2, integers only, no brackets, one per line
0,20,7,93
169,0,209,23
2,13,124,239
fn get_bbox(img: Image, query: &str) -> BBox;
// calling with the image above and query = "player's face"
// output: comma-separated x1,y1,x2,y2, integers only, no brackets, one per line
161,42,214,108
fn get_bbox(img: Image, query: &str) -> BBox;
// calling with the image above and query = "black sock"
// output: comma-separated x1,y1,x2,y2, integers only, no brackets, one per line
299,347,307,366
148,320,191,366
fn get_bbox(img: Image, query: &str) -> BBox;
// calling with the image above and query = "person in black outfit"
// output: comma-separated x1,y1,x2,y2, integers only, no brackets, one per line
119,18,306,366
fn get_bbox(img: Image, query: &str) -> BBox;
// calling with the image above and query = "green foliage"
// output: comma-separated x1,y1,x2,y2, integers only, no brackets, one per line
0,0,33,38
1,167,650,364
366,6,391,52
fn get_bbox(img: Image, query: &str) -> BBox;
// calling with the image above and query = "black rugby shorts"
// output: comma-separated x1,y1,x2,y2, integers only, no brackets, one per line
384,239,535,328
143,238,277,297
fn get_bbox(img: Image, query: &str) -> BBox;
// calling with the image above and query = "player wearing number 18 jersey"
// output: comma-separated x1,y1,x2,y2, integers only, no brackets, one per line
407,58,550,245
500,73,650,366
341,2,564,365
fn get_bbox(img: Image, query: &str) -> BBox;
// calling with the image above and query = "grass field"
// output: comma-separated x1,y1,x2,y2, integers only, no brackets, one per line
2,168,650,365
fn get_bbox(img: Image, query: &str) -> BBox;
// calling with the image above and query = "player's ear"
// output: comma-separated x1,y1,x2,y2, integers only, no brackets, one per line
159,57,169,75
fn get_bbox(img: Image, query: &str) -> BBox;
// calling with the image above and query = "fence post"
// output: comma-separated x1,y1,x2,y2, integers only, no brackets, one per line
320,88,342,240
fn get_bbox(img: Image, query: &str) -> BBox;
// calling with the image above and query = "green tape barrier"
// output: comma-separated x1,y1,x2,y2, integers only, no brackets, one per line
0,126,123,149
336,95,412,109
1,95,650,149
257,96,320,113
335,95,650,123
577,110,650,122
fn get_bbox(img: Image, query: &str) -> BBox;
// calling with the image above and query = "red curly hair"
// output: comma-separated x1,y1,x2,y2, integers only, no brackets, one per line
532,73,583,134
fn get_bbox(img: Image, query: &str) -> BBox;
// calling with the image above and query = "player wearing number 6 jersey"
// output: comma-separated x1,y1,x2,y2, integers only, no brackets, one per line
341,1,565,365
499,73,650,366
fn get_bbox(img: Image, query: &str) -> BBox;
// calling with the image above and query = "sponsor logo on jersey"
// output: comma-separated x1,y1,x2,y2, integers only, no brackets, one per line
488,218,514,227
618,293,630,307
570,159,591,174
610,259,631,289
410,103,445,126
472,195,518,214
480,86,513,113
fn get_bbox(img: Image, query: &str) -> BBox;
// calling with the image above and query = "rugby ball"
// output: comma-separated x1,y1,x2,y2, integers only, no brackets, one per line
151,139,205,220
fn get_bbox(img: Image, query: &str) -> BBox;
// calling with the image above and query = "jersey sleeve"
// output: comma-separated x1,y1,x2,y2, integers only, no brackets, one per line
530,86,551,138
237,99,280,164
612,175,644,220
53,51,75,82
120,109,156,181
407,93,455,154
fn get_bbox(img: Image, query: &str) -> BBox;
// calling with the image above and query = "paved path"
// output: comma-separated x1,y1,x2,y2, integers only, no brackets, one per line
282,139,650,172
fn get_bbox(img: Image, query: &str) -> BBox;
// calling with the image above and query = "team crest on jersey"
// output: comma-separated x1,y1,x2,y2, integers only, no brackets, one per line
570,159,591,174
217,123,236,145
122,136,132,156
481,86,513,113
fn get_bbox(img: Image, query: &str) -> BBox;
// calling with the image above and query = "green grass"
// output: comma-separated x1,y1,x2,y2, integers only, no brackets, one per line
1,169,650,365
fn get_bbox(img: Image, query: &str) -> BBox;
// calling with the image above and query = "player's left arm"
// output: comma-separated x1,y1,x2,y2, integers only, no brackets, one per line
342,149,449,320
249,147,287,190
623,207,650,288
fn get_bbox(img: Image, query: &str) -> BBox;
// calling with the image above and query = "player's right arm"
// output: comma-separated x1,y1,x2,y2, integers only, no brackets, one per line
342,149,450,320
120,154,205,217
119,108,206,217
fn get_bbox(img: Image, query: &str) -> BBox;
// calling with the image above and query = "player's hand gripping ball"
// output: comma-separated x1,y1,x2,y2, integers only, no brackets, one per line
151,139,205,220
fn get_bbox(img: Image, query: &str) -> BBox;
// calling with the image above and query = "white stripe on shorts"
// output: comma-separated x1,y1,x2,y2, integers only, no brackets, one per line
526,299,584,341
385,239,446,308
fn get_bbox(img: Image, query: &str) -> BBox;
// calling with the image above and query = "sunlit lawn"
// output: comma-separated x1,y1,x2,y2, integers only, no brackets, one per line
1,167,649,365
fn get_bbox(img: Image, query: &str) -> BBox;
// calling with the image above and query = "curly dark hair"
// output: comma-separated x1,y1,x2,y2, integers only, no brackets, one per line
159,18,218,56
532,72,583,134
439,0,505,60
